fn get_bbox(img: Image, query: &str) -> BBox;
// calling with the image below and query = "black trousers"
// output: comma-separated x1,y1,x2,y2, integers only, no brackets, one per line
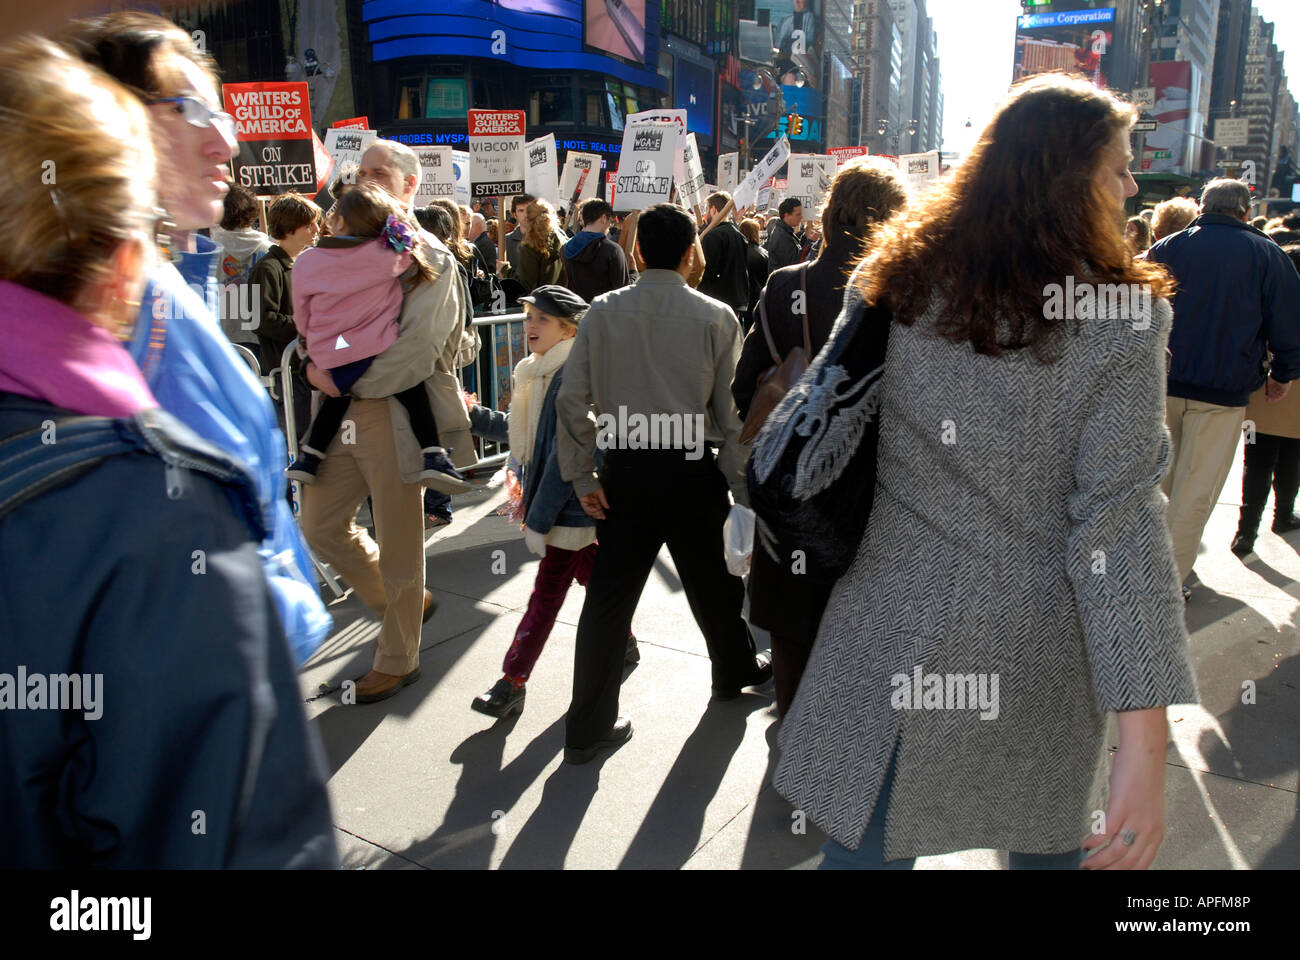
303,385,441,456
1240,432,1300,531
565,449,757,748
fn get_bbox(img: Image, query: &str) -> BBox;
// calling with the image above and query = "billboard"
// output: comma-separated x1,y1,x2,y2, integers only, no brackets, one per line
585,0,647,65
674,59,715,140
1013,7,1115,90
1143,60,1191,173
365,1,664,92
757,0,821,85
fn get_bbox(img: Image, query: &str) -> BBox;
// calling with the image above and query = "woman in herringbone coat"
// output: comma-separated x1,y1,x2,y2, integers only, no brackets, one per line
774,75,1199,869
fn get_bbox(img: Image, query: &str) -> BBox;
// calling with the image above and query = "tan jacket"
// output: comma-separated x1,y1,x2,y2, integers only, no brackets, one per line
350,231,476,480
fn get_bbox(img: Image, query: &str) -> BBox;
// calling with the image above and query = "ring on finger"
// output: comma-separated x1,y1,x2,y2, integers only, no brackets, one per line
1119,829,1137,846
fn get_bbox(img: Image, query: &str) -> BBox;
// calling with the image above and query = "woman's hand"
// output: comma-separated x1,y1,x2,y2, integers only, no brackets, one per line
1082,708,1167,869
305,361,341,398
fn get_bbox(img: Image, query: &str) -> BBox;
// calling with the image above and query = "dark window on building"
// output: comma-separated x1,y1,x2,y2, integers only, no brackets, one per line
397,78,423,119
664,0,708,46
530,77,576,126
173,1,284,85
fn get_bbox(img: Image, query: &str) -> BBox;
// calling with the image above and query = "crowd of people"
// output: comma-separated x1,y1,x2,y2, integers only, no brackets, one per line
4,11,1292,872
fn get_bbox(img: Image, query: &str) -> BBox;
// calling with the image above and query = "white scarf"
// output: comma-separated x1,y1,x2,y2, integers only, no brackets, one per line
508,336,573,466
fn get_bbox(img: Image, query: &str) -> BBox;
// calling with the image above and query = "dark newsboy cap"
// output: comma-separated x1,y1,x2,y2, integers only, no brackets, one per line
519,285,588,319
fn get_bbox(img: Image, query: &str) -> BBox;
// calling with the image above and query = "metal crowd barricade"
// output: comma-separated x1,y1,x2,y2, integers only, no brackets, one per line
463,311,526,472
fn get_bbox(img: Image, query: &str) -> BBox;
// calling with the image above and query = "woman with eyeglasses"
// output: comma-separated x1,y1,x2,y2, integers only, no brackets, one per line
61,12,333,667
0,34,336,869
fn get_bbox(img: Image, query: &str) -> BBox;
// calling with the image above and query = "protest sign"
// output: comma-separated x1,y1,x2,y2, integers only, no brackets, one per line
468,109,526,199
451,150,471,206
786,154,818,209
900,150,941,190
311,131,333,193
828,145,868,166
524,134,560,206
605,171,617,206
614,121,679,209
332,115,369,130
675,133,707,210
561,151,603,207
717,153,738,195
322,127,376,187
414,145,456,203
756,178,774,212
222,81,315,195
733,136,790,212
785,154,836,213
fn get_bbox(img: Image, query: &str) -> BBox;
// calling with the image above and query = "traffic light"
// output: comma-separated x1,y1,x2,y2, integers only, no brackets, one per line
788,112,803,137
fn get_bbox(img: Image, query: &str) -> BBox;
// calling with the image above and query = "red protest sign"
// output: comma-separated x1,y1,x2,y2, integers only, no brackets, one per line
467,109,527,199
828,145,869,166
311,130,333,193
332,116,369,130
222,81,315,195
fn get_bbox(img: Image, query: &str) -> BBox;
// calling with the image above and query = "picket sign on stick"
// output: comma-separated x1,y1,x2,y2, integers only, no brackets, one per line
497,195,510,269
619,209,641,272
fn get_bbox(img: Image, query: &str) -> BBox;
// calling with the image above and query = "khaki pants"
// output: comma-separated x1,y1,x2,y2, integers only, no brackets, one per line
299,397,425,675
1162,397,1245,582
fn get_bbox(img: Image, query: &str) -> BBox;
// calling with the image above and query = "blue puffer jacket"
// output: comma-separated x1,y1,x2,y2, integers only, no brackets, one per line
128,236,331,664
468,368,595,533
1147,213,1300,406
0,393,337,868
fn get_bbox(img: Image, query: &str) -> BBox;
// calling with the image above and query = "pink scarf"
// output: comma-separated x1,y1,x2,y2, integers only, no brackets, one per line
0,280,156,417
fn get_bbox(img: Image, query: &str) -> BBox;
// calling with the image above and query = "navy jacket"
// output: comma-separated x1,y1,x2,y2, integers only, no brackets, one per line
1147,213,1300,406
468,368,594,534
0,392,337,868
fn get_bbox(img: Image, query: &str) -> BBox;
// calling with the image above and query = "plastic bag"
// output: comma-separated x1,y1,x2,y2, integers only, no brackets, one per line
723,503,755,577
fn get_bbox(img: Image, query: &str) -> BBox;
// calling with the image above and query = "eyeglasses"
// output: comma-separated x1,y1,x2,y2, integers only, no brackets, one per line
146,96,237,140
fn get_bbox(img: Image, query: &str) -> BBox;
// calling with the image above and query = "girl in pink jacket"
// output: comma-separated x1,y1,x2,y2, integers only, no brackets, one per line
286,182,469,492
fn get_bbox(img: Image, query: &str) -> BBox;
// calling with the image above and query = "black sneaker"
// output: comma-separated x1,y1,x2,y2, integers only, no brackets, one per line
420,447,475,494
286,450,323,484
471,676,525,719
1231,532,1257,559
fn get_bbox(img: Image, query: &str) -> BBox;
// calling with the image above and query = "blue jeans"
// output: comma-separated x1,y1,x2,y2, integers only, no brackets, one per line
818,749,1085,870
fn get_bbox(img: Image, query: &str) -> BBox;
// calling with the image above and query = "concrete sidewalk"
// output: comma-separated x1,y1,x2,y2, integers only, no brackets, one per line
300,438,1298,869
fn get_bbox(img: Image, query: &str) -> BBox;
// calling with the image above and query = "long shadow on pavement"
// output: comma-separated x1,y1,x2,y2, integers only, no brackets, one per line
397,714,568,869
617,695,769,869
1200,648,1300,868
740,720,828,869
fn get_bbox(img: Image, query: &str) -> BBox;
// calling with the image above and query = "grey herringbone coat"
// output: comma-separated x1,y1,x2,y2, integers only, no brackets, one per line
773,288,1199,859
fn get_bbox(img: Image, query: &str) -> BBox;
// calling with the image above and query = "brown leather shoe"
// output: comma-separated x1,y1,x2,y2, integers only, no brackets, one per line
355,667,421,703
423,589,437,624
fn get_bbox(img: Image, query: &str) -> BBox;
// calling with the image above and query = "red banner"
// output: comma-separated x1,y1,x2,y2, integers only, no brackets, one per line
332,116,369,130
222,81,315,195
828,145,869,166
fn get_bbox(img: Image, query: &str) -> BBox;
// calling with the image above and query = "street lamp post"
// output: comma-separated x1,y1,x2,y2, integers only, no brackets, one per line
877,117,919,154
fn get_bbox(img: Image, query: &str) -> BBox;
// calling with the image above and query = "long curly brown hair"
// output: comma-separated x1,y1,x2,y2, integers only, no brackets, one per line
856,73,1174,362
523,199,560,257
